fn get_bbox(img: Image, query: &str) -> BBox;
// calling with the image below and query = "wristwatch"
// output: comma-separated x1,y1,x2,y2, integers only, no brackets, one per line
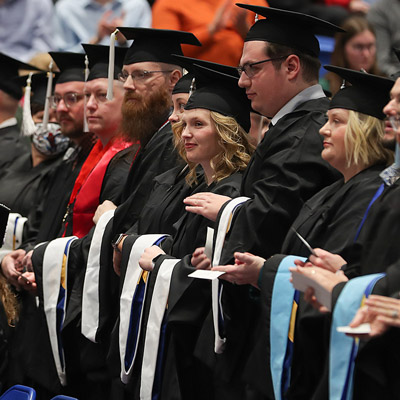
111,233,127,252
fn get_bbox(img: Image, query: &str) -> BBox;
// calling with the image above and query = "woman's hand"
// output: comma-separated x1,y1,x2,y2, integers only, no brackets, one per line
191,247,211,270
184,193,231,221
290,266,348,312
1,249,26,289
18,272,37,295
308,248,347,273
212,252,265,288
349,295,400,339
139,245,165,271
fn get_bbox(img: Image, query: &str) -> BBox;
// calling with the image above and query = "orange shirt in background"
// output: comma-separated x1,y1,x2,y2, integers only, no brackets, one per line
152,0,269,67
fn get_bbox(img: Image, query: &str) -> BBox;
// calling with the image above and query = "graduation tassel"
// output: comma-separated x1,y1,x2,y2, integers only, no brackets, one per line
21,72,36,137
188,77,196,97
106,29,119,101
84,55,89,133
42,61,53,130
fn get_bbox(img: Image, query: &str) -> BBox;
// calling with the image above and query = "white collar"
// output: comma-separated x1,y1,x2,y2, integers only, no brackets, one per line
271,84,325,126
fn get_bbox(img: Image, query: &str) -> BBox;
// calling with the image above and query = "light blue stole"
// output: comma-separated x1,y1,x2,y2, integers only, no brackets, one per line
270,255,307,400
329,273,385,400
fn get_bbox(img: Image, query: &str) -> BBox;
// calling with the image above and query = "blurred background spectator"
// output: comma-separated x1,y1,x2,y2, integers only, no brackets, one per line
0,0,54,63
267,0,374,26
152,0,268,66
53,0,152,52
367,0,400,76
320,15,382,95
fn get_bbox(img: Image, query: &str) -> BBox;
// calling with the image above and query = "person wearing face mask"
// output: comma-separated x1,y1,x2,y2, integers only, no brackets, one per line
0,72,69,220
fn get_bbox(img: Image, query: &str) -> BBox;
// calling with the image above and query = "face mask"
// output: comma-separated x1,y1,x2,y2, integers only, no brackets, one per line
32,123,70,157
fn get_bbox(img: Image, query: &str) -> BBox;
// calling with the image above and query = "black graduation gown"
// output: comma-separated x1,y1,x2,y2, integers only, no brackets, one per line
35,145,136,399
21,140,94,251
196,97,340,400
41,121,178,398
219,96,340,265
242,165,386,399
19,144,133,398
112,173,242,400
298,180,400,400
0,152,64,217
112,122,181,236
324,181,400,400
0,124,29,171
351,261,400,400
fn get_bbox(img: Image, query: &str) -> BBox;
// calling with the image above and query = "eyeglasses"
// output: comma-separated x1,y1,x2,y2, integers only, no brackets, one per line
84,91,108,104
118,69,173,83
237,56,289,78
389,115,400,132
51,92,84,108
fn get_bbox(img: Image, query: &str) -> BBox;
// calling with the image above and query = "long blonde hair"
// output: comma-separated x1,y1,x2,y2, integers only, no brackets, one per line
0,275,19,326
173,110,254,185
345,111,393,168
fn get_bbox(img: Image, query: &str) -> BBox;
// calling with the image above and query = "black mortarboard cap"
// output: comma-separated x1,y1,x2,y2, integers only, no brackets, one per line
325,65,394,120
184,64,251,132
171,55,239,95
172,73,195,95
49,51,86,83
0,52,41,99
171,54,238,77
14,72,58,106
117,28,201,66
236,4,344,57
81,44,127,81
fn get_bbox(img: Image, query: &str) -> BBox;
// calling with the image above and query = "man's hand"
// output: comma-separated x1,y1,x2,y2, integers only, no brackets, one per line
184,193,231,221
1,249,26,289
93,200,117,225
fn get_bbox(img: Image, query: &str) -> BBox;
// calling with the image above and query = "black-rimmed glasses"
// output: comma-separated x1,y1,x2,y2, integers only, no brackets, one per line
237,56,289,78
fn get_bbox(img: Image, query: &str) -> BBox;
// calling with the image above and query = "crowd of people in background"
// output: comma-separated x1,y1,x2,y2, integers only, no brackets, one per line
0,1,400,400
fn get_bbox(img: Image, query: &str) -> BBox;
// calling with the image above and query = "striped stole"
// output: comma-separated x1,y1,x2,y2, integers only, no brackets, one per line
0,213,27,261
42,236,78,386
139,258,180,400
119,234,168,384
211,196,250,353
81,209,115,342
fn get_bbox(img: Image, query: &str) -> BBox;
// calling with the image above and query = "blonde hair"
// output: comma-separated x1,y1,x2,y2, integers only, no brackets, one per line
0,275,19,326
173,110,254,185
345,110,394,168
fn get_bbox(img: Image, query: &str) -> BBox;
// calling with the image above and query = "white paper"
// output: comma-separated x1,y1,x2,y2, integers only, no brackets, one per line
188,270,225,280
204,227,214,260
291,270,332,311
336,323,371,334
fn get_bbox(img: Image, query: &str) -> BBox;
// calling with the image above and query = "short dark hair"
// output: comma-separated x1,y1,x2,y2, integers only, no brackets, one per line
265,42,321,83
